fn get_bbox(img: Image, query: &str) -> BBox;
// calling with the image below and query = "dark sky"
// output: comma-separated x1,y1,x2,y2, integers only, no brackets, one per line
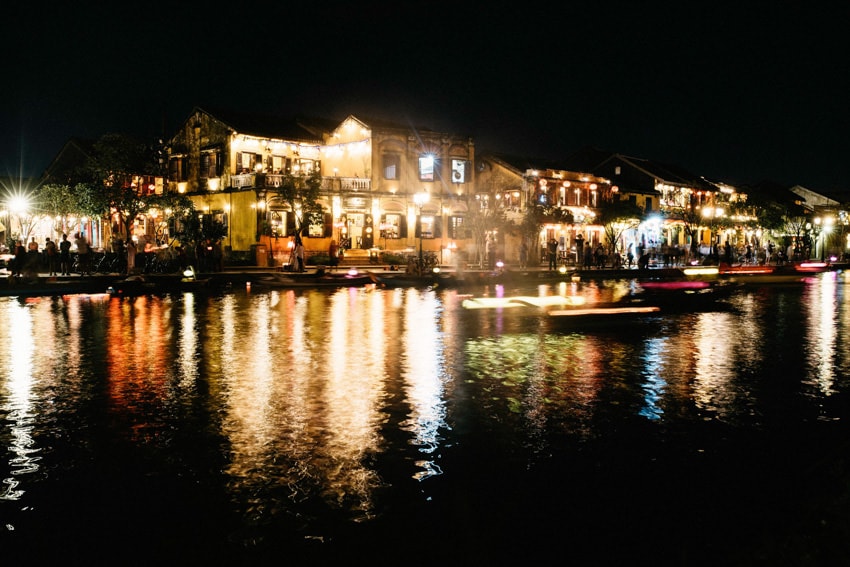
3,2,849,191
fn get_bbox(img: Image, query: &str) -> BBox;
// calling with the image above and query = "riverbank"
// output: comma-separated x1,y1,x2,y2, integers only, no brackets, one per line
0,264,694,297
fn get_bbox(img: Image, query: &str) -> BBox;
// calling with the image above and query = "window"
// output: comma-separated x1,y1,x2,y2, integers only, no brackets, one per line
168,157,188,182
236,152,261,173
307,211,324,238
383,154,400,180
292,159,321,175
419,214,435,239
269,211,284,238
447,216,464,240
381,214,401,239
200,152,219,178
419,155,435,181
451,159,466,183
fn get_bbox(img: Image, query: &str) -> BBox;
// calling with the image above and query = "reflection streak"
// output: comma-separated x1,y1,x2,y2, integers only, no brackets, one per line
401,290,447,481
805,274,837,395
639,337,666,420
0,304,39,501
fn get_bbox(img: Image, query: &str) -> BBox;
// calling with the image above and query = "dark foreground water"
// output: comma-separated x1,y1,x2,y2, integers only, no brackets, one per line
3,272,850,566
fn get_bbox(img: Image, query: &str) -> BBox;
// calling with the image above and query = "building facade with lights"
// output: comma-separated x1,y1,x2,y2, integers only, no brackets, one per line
474,148,780,267
559,147,750,261
475,154,615,265
165,108,474,266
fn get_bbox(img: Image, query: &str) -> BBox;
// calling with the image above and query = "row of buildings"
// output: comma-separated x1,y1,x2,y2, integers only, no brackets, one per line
25,107,850,268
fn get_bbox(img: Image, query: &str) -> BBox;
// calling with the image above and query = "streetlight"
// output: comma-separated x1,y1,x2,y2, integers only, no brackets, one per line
824,216,835,261
813,217,823,261
440,205,451,264
816,216,834,262
413,191,429,275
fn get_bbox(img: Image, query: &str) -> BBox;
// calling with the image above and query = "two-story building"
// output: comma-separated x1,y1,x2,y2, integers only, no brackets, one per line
560,146,741,260
475,153,613,266
165,107,475,267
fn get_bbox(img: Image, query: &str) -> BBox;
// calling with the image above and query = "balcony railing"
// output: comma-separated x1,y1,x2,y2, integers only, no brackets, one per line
321,177,371,192
231,173,256,189
229,173,370,192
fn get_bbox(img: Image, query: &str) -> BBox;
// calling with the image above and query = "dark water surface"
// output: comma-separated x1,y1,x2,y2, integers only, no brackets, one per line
3,273,850,566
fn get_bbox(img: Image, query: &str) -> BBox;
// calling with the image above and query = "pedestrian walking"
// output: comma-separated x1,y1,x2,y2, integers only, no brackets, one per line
59,234,71,275
547,238,558,270
328,239,339,270
211,240,223,272
12,240,26,277
24,237,40,276
195,240,206,273
295,236,305,272
45,237,58,276
74,233,91,275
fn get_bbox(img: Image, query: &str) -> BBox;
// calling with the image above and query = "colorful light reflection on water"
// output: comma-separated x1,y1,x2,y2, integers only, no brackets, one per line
2,275,850,565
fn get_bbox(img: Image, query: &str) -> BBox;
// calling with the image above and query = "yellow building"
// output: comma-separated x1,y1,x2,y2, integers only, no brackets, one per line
166,107,474,267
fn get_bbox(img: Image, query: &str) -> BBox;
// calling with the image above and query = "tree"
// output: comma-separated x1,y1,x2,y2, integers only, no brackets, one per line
515,198,575,264
464,199,515,267
177,213,227,260
783,214,810,260
146,193,197,246
267,171,324,237
84,133,159,240
596,199,644,256
39,183,84,234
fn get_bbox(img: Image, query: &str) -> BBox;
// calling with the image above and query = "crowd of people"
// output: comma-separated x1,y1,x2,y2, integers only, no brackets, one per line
5,233,88,279
3,234,226,279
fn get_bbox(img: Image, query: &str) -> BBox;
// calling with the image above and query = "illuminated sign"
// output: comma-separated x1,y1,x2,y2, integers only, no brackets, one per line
451,159,466,183
419,155,435,181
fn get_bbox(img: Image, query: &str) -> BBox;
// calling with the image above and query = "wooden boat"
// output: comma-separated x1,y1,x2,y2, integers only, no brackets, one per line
628,280,739,311
371,271,466,288
716,262,830,285
106,274,213,296
461,295,586,309
548,305,662,324
0,276,116,298
251,271,376,288
638,280,712,291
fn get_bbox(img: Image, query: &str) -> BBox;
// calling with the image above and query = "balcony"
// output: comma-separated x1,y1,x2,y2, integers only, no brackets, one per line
321,177,371,192
230,173,370,192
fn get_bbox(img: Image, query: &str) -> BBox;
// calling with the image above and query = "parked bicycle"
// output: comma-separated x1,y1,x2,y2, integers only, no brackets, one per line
143,247,182,274
94,252,127,274
405,251,439,276
71,251,101,275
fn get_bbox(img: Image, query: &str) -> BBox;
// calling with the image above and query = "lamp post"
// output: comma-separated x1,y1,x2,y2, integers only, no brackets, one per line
413,191,429,275
824,216,834,261
813,217,822,261
440,205,451,265
816,216,834,262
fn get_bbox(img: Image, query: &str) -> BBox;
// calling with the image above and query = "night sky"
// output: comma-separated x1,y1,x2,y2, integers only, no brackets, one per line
3,2,849,191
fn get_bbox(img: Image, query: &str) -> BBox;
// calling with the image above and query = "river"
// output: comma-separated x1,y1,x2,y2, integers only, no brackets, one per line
2,272,850,566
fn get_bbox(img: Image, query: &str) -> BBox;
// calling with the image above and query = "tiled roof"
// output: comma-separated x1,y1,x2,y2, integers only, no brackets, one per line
195,107,449,142
194,106,325,143
560,146,716,192
480,152,568,174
